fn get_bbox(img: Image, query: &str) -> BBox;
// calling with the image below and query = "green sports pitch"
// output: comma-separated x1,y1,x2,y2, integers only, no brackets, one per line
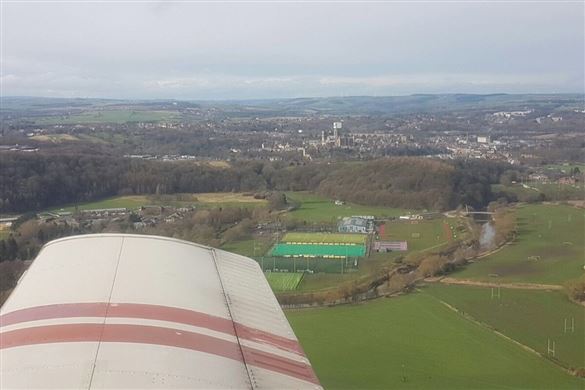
271,243,366,258
282,232,367,245
264,272,304,291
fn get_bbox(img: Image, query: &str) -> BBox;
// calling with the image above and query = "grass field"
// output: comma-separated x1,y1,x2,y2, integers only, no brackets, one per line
543,163,585,175
287,293,581,389
265,272,304,291
282,232,367,245
50,193,266,213
30,134,81,142
220,238,273,258
453,204,585,284
381,218,454,252
493,183,585,202
33,110,180,125
271,243,366,258
423,284,585,370
285,192,410,223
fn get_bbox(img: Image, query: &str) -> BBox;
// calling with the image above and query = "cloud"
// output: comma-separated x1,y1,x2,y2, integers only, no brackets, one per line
1,2,583,98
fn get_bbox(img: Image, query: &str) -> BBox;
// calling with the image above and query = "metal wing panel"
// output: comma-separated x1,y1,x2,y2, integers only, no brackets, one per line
1,234,321,389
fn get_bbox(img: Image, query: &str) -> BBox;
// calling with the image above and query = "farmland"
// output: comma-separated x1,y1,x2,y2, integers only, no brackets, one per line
287,293,581,389
265,272,304,291
285,192,409,223
33,109,181,125
423,284,585,370
453,204,585,284
50,192,266,213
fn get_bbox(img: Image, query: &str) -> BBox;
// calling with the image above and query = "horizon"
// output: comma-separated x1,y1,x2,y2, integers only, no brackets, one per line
2,2,583,99
2,91,584,103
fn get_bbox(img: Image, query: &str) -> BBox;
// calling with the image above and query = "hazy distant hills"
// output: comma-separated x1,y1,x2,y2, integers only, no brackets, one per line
2,94,583,118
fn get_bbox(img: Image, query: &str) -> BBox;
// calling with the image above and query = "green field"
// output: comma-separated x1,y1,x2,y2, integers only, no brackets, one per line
34,110,180,125
424,284,585,370
287,293,581,389
493,183,585,202
265,272,304,291
453,204,585,284
271,243,366,258
543,163,585,175
381,218,454,252
220,238,273,258
286,192,410,223
282,232,367,245
50,193,266,213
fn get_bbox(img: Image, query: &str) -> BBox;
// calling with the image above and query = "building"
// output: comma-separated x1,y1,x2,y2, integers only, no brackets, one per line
338,216,373,233
374,241,408,252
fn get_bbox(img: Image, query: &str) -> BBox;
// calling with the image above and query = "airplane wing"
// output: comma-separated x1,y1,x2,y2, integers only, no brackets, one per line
0,234,321,389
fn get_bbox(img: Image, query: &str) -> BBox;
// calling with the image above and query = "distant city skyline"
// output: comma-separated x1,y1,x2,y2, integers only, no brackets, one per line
1,1,583,99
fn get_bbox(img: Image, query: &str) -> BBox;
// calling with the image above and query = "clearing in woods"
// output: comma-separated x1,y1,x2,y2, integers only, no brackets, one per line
453,204,585,284
286,292,581,389
285,192,409,223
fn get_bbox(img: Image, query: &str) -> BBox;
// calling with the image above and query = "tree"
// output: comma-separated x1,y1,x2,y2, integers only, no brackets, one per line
268,192,287,210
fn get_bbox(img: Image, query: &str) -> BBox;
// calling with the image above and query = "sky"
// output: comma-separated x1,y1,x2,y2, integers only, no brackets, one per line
1,1,584,100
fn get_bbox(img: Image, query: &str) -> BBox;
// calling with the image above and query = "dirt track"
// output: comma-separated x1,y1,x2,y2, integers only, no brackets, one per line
431,277,564,291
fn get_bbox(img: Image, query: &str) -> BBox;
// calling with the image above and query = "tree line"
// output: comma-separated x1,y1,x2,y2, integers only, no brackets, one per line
1,153,509,214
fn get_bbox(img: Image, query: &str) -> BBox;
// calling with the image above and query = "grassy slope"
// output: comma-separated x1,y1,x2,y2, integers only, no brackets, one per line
423,284,585,370
286,192,409,223
453,204,585,284
287,293,581,389
265,272,303,291
50,193,266,213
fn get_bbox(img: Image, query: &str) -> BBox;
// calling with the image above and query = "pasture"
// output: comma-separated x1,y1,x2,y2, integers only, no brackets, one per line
380,218,453,252
33,110,180,125
265,272,304,291
285,192,409,223
287,293,581,389
282,232,367,245
423,284,585,370
493,183,584,201
50,193,266,213
453,204,585,284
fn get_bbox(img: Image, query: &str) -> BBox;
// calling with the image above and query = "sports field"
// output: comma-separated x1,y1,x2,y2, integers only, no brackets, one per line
271,243,366,258
287,293,581,389
265,272,304,291
381,218,453,252
285,192,409,223
282,232,367,245
453,204,585,284
423,284,585,370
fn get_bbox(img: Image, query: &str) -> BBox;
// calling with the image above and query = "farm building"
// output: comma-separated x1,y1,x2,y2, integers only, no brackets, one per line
374,241,408,252
338,216,373,234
